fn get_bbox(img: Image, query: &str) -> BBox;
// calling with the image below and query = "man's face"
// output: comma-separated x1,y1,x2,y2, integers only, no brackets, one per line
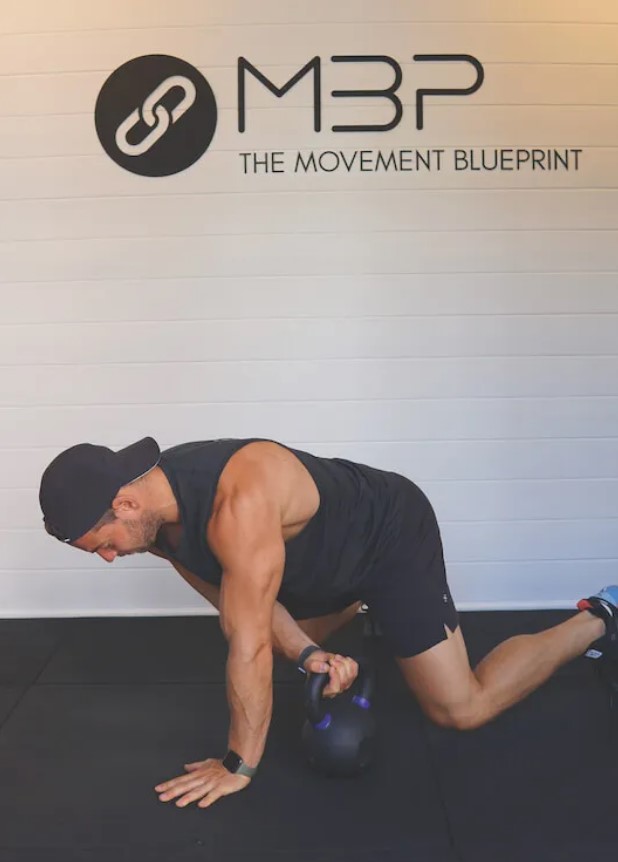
74,510,161,562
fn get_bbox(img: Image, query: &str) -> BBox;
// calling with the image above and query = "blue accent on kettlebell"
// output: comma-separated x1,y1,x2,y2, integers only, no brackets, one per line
315,713,332,730
301,656,377,777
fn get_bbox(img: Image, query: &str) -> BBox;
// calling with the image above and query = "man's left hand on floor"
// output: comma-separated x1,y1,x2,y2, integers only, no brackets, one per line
155,758,251,809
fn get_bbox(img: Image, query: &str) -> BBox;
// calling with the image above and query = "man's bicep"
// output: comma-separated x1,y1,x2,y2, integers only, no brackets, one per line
219,551,286,645
212,492,286,645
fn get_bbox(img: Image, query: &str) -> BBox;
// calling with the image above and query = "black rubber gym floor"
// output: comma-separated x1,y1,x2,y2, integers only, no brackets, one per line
0,610,615,862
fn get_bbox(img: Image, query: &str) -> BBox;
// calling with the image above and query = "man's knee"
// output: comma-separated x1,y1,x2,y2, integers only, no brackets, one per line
424,698,486,731
395,626,488,731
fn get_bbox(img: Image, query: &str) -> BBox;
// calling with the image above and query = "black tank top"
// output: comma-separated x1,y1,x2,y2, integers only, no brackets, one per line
154,438,411,616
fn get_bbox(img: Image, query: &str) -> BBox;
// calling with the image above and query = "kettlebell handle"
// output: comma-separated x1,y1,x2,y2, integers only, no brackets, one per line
305,656,375,726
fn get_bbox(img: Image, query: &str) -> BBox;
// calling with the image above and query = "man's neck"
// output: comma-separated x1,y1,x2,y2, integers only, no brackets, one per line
146,467,180,525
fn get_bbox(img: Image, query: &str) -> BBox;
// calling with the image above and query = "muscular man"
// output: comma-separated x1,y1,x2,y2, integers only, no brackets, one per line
39,436,618,809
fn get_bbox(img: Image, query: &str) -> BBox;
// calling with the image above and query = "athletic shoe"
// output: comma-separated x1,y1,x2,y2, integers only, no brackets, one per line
577,586,618,659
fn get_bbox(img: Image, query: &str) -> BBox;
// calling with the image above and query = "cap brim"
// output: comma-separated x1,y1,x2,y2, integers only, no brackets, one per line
114,437,161,484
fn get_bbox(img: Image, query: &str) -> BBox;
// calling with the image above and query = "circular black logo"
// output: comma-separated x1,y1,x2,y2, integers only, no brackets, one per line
95,54,218,176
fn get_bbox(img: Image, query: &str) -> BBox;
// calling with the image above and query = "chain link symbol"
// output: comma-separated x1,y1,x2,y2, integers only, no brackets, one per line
115,75,197,157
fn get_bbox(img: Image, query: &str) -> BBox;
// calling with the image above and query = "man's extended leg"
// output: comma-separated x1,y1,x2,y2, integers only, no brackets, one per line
363,479,617,730
396,610,605,730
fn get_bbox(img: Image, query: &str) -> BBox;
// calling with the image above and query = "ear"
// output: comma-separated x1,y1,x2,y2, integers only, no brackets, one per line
111,491,140,515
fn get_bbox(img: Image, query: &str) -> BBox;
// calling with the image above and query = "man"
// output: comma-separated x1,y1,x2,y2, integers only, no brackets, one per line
39,436,618,810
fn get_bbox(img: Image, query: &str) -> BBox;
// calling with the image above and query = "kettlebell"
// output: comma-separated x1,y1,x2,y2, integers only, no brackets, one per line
301,656,377,777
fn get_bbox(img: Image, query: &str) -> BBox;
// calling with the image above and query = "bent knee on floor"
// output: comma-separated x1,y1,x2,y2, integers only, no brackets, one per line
424,700,486,732
395,626,488,731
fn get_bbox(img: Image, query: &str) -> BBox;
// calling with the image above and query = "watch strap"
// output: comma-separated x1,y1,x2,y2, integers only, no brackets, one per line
297,644,322,674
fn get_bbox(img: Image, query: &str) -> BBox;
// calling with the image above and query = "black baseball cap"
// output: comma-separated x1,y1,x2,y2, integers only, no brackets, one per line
39,437,161,543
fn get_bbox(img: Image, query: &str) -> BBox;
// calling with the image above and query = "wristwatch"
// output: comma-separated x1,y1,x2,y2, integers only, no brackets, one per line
222,749,258,778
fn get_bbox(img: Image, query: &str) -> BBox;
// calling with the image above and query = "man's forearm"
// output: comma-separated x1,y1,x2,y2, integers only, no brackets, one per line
225,605,320,769
226,644,273,768
163,557,316,665
271,601,318,662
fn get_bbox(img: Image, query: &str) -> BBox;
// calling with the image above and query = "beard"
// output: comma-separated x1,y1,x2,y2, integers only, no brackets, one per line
124,511,163,554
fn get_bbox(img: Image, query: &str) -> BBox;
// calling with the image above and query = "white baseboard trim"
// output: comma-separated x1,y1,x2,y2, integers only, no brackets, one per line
0,600,578,619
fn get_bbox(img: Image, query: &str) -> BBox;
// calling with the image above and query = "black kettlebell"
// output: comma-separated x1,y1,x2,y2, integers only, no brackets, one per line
301,656,377,778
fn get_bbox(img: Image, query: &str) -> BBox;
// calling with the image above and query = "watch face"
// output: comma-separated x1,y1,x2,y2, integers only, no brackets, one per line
223,751,242,773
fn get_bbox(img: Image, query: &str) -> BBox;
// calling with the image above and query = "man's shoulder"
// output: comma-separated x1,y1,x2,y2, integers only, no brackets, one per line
161,438,277,459
160,439,256,468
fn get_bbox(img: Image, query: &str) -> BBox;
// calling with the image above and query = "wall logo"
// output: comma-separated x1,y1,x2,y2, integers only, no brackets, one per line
94,53,582,178
94,54,217,177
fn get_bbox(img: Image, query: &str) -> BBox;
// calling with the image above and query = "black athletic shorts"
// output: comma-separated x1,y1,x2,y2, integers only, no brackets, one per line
358,478,459,659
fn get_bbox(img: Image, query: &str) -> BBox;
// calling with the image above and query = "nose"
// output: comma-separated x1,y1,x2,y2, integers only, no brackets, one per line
98,548,117,563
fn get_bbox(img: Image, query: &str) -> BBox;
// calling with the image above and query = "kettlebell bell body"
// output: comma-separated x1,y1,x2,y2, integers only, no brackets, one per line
302,657,377,777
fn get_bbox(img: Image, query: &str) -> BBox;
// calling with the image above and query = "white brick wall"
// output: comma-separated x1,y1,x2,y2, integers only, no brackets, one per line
1,0,617,616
